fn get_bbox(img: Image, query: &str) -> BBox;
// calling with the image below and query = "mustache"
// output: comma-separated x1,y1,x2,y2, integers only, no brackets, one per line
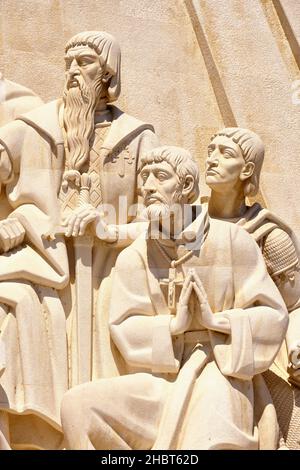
144,194,167,204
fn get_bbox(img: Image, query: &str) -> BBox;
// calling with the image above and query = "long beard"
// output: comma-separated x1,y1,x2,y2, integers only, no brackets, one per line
63,74,104,173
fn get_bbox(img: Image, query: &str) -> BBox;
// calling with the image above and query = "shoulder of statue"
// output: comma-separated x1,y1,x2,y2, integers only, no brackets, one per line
116,235,148,268
263,227,299,278
15,99,63,145
108,104,155,135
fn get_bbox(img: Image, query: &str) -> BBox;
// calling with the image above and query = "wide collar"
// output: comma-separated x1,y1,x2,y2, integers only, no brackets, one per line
16,99,154,154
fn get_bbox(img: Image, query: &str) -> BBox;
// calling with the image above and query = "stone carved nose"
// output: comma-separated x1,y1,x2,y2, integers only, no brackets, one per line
69,60,80,76
209,151,219,165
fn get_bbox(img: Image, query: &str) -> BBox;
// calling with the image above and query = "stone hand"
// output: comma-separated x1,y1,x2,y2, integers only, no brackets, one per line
289,341,300,370
0,218,25,253
192,270,230,333
288,341,300,386
192,270,215,330
170,271,194,335
63,204,99,237
0,145,12,184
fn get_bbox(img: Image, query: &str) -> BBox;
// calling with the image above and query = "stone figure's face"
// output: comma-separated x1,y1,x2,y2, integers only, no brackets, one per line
141,161,180,207
140,161,182,219
63,44,107,174
64,45,104,90
205,135,245,191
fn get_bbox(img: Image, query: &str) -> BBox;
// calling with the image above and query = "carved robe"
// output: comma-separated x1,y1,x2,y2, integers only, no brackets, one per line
228,202,300,449
0,99,158,446
61,211,288,450
0,75,43,127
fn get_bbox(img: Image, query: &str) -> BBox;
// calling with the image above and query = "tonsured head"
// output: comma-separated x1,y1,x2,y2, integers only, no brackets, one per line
140,146,200,219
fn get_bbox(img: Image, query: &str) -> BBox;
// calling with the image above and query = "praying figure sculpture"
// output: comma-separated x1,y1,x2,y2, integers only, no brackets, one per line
61,146,288,450
0,31,158,449
205,127,300,448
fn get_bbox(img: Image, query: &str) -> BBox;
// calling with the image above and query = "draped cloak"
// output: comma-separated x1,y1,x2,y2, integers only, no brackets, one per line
108,214,288,449
0,99,158,446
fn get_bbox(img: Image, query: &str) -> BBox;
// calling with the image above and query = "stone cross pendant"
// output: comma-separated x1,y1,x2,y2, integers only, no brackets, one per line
160,264,184,314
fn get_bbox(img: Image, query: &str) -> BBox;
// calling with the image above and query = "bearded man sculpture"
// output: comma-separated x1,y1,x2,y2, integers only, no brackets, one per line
61,146,288,450
0,31,158,449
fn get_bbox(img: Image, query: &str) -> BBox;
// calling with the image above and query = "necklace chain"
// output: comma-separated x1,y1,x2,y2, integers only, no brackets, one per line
153,239,193,268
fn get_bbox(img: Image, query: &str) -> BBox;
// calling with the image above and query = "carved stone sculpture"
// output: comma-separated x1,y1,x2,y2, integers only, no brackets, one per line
0,74,43,127
0,74,44,450
61,146,288,450
205,127,300,448
0,31,158,449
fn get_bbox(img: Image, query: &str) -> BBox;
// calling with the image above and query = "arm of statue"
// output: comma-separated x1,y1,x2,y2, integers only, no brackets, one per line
286,307,300,385
192,270,231,334
62,203,148,246
169,272,194,335
263,228,300,310
0,145,25,253
109,247,184,373
262,228,300,381
209,225,288,380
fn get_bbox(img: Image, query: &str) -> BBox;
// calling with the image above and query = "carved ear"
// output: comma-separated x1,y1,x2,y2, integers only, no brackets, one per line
181,175,194,198
240,162,255,181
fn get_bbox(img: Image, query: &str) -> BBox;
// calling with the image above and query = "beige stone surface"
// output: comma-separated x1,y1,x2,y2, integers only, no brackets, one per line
1,0,299,233
0,0,223,182
0,0,299,450
188,0,300,233
61,146,288,450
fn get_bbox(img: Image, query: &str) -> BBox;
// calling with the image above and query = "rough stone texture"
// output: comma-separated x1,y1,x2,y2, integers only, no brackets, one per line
0,0,299,230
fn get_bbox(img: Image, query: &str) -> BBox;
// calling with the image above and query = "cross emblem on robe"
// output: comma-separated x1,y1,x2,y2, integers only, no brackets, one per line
159,264,184,314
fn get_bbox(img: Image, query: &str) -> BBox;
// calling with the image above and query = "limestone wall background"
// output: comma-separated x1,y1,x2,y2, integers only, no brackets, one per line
0,0,299,234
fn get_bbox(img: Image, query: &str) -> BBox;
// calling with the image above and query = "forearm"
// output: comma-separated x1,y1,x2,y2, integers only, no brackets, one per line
97,221,148,247
110,314,179,373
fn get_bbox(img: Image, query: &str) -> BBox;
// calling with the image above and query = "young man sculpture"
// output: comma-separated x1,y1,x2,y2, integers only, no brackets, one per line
0,31,158,449
61,146,288,450
205,127,300,447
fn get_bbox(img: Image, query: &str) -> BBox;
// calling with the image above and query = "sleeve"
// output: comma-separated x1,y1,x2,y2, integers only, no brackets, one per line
0,119,28,174
109,245,180,374
211,225,289,381
262,228,300,311
136,128,160,161
0,122,69,289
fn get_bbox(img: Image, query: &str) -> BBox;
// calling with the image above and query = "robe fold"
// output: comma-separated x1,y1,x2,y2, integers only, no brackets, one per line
108,214,288,449
0,99,158,445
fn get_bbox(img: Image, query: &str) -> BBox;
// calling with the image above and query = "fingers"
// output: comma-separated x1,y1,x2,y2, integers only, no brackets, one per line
192,281,207,306
180,272,193,301
180,281,193,306
0,225,11,252
6,219,25,248
182,271,193,289
192,271,207,301
0,218,25,252
78,213,97,236
64,207,98,237
64,213,76,237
